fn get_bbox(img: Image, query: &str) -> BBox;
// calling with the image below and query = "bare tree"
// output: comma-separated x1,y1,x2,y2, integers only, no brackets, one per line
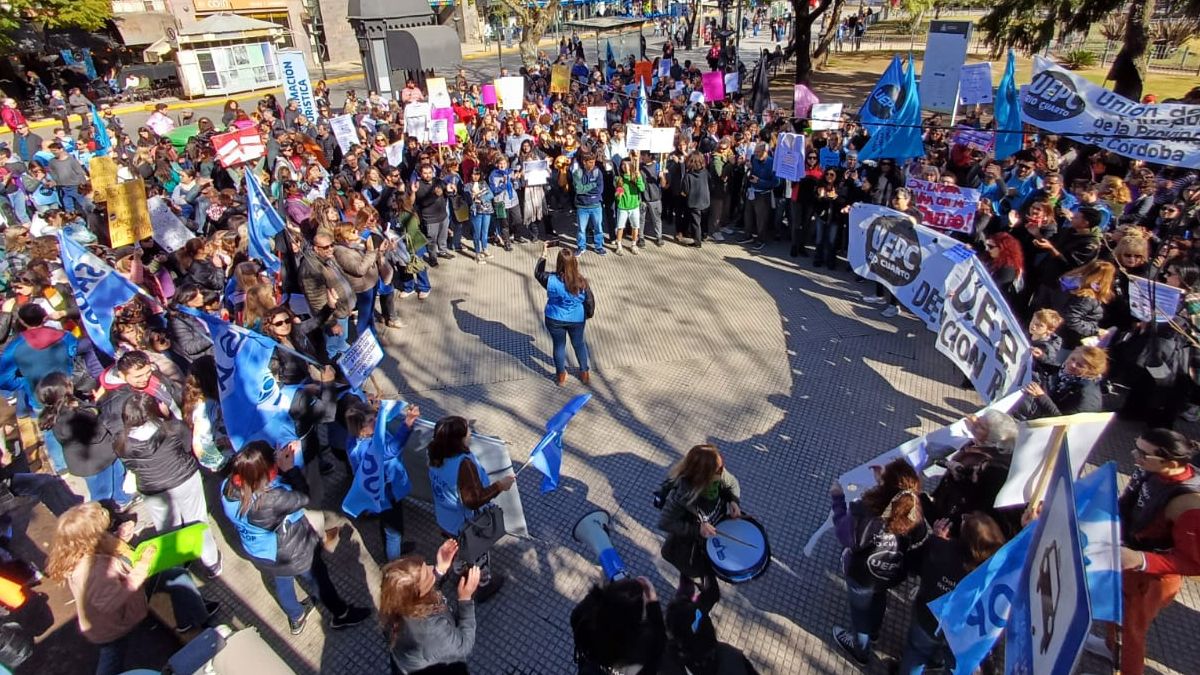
493,0,563,67
786,0,836,84
812,0,848,66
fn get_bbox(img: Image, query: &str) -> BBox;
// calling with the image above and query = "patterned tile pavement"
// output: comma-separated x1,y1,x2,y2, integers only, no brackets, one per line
188,235,1200,675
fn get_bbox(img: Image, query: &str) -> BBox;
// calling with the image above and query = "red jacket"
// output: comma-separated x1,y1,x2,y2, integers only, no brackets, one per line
0,106,26,132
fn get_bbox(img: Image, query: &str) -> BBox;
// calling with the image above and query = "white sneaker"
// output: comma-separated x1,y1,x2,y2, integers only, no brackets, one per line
712,232,726,242
881,305,900,318
477,258,487,265
417,291,430,300
399,291,415,299
861,294,887,304
630,244,640,255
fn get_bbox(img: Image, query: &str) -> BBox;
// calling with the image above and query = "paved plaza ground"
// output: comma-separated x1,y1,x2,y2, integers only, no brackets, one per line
21,235,1197,675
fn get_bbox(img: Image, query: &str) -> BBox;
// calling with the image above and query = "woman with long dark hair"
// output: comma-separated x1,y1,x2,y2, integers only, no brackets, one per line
534,243,596,386
830,458,929,666
379,540,481,674
37,373,133,508
220,441,369,635
657,444,742,600
427,416,515,603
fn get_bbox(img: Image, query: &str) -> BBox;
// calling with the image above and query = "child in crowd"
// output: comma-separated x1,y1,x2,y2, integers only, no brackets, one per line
1028,308,1064,379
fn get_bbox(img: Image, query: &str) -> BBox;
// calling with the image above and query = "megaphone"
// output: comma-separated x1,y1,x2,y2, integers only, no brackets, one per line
572,509,628,582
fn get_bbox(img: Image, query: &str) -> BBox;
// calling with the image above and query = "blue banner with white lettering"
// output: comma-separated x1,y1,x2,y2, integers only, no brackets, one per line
182,308,300,452
58,232,143,356
857,55,904,136
342,399,414,517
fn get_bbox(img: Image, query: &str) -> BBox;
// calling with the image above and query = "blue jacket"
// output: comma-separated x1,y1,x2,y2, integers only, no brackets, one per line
748,154,779,193
572,165,603,208
0,327,77,406
535,258,591,323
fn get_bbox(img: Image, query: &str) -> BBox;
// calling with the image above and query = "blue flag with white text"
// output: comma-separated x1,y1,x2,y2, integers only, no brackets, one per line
244,170,285,274
343,399,414,517
58,232,143,356
182,308,300,452
858,56,924,162
528,393,591,492
993,50,1022,161
857,55,904,136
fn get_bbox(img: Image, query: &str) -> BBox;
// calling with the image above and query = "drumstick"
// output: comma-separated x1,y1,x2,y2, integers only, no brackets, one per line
713,528,753,547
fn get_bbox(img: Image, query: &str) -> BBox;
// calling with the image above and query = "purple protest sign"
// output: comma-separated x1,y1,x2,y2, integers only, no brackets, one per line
794,84,819,118
482,84,498,106
702,71,725,102
952,126,995,153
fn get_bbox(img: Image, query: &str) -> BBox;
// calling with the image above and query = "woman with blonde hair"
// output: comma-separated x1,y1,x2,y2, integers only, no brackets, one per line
1100,175,1132,215
242,283,277,333
47,502,216,675
830,458,929,666
1019,345,1109,419
656,444,742,598
1059,260,1117,348
380,540,481,674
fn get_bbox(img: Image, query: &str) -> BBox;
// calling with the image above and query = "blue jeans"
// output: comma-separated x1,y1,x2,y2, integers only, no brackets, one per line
544,316,590,374
83,460,132,506
814,217,841,267
5,192,29,224
471,213,492,253
354,289,377,337
42,430,66,474
846,578,888,653
271,551,346,622
324,316,350,359
95,566,208,675
450,218,466,251
576,205,605,251
58,185,83,213
402,247,432,293
897,620,948,675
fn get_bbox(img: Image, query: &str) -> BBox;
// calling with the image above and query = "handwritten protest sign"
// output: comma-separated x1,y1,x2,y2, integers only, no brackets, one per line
626,124,653,151
772,133,806,181
147,196,192,252
338,328,384,390
481,84,498,106
905,177,981,234
89,156,117,200
1129,276,1183,322
952,126,996,153
524,159,549,186
495,76,524,110
958,62,994,105
649,127,677,154
329,114,359,154
107,179,152,248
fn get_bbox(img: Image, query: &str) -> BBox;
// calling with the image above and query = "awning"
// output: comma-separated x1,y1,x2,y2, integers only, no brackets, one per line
384,26,463,73
113,13,177,47
143,38,173,62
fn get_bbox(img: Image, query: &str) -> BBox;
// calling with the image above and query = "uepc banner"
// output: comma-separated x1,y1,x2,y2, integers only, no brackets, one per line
1021,55,1200,169
279,50,317,124
849,204,1031,401
848,204,968,330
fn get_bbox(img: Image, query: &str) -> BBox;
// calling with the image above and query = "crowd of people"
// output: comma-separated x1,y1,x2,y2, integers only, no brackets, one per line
0,28,1196,674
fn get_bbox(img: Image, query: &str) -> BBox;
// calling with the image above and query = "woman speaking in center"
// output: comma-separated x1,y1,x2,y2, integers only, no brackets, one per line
533,242,596,386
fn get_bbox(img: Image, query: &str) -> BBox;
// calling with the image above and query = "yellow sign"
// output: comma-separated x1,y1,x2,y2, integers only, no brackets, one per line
107,180,152,248
550,65,570,94
89,157,117,202
194,0,288,12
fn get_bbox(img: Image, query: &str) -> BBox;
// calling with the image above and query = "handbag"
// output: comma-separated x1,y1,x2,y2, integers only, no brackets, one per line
493,200,507,219
453,203,471,223
457,504,505,563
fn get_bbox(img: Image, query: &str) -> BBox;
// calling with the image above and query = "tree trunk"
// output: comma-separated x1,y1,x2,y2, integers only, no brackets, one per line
1108,0,1152,100
812,0,846,65
499,0,560,69
792,0,833,84
683,0,702,49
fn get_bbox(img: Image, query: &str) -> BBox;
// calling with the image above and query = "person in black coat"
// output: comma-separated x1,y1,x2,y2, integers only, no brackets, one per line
1017,346,1108,419
166,284,213,365
220,441,369,635
571,578,665,675
263,304,322,384
680,152,710,248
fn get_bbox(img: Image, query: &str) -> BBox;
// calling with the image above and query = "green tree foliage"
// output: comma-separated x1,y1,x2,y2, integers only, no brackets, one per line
0,0,113,48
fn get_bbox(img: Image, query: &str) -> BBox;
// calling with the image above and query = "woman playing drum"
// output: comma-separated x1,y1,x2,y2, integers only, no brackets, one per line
657,444,742,598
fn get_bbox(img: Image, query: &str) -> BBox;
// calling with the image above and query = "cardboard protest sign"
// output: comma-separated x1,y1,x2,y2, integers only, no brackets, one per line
550,65,570,94
107,179,152,248
586,106,607,130
147,195,192,252
810,103,843,131
88,156,117,200
337,328,384,390
329,114,359,155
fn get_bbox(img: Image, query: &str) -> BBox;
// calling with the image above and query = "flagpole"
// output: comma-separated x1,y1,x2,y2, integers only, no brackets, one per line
1022,424,1068,522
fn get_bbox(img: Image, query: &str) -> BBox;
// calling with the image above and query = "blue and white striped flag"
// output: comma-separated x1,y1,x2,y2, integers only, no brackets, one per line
57,232,143,356
244,170,286,274
1074,462,1122,624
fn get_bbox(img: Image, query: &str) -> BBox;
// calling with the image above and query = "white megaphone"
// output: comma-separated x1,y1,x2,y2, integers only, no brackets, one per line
572,509,628,581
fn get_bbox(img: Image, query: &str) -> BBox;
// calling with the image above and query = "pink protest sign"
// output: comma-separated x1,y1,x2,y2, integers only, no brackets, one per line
794,84,819,118
431,107,457,146
482,84,498,106
702,71,725,102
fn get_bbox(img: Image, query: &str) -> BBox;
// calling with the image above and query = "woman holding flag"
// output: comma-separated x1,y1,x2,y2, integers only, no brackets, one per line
342,398,418,563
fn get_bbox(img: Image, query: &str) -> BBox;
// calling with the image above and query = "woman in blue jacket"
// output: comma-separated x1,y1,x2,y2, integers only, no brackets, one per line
534,243,596,386
342,398,419,562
